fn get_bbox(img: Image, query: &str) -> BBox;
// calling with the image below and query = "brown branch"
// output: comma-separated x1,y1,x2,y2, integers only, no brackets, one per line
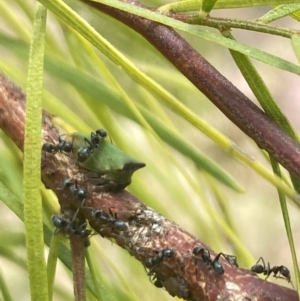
70,234,87,301
173,14,298,39
0,73,298,300
81,0,300,181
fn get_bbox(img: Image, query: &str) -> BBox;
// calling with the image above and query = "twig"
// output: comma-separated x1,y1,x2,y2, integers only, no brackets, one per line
70,234,87,301
81,0,300,182
0,72,298,300
171,14,298,39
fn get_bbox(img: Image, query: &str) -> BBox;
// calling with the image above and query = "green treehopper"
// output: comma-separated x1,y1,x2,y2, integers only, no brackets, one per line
71,130,146,192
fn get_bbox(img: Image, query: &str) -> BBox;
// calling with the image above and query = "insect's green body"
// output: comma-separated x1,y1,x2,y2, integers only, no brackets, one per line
71,132,145,191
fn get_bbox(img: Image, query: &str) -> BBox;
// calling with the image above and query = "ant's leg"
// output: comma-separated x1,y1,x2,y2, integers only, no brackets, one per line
256,257,265,267
84,137,92,147
264,262,272,280
216,253,238,267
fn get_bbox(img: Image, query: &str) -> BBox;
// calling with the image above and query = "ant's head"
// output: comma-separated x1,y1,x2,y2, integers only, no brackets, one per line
77,146,91,162
76,187,88,200
42,142,56,153
52,215,67,229
145,258,155,268
95,129,107,138
62,178,73,189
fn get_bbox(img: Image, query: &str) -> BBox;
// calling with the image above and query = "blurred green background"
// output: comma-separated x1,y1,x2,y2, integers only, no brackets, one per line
0,0,299,300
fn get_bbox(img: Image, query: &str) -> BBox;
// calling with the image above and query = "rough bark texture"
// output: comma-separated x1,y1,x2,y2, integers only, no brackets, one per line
70,234,86,301
0,72,298,300
81,0,300,181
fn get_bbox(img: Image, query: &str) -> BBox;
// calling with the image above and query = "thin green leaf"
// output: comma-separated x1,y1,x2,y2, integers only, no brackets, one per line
0,131,23,200
0,267,13,301
201,0,219,14
292,34,300,65
258,4,300,24
290,9,300,21
47,233,65,301
85,251,104,301
83,242,123,300
0,1,30,41
0,182,23,220
221,30,300,193
23,3,48,301
269,157,300,294
159,0,300,13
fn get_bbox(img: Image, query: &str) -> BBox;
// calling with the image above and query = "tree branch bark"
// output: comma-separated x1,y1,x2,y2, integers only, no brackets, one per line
0,72,298,300
81,0,300,181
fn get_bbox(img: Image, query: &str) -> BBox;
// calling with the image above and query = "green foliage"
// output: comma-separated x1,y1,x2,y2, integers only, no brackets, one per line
23,3,48,301
0,0,299,300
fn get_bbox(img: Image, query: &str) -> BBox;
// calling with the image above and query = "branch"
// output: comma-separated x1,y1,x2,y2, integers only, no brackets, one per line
169,14,298,39
81,0,300,181
70,235,86,301
0,72,297,300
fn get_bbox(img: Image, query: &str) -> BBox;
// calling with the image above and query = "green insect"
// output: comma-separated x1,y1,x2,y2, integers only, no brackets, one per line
71,129,145,192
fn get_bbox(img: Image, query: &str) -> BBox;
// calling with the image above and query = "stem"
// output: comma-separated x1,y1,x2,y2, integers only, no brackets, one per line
0,71,298,301
175,14,298,39
70,235,86,301
81,0,300,182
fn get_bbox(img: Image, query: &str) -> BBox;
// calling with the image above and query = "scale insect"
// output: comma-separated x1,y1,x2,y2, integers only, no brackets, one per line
71,128,146,191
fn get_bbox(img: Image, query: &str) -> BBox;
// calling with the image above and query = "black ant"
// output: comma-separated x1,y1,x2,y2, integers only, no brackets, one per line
91,129,107,146
193,246,238,275
52,215,91,238
52,213,92,247
153,278,163,288
145,248,175,274
42,135,73,154
150,273,164,288
91,208,128,232
193,246,224,275
61,178,88,202
77,129,107,162
251,257,293,287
